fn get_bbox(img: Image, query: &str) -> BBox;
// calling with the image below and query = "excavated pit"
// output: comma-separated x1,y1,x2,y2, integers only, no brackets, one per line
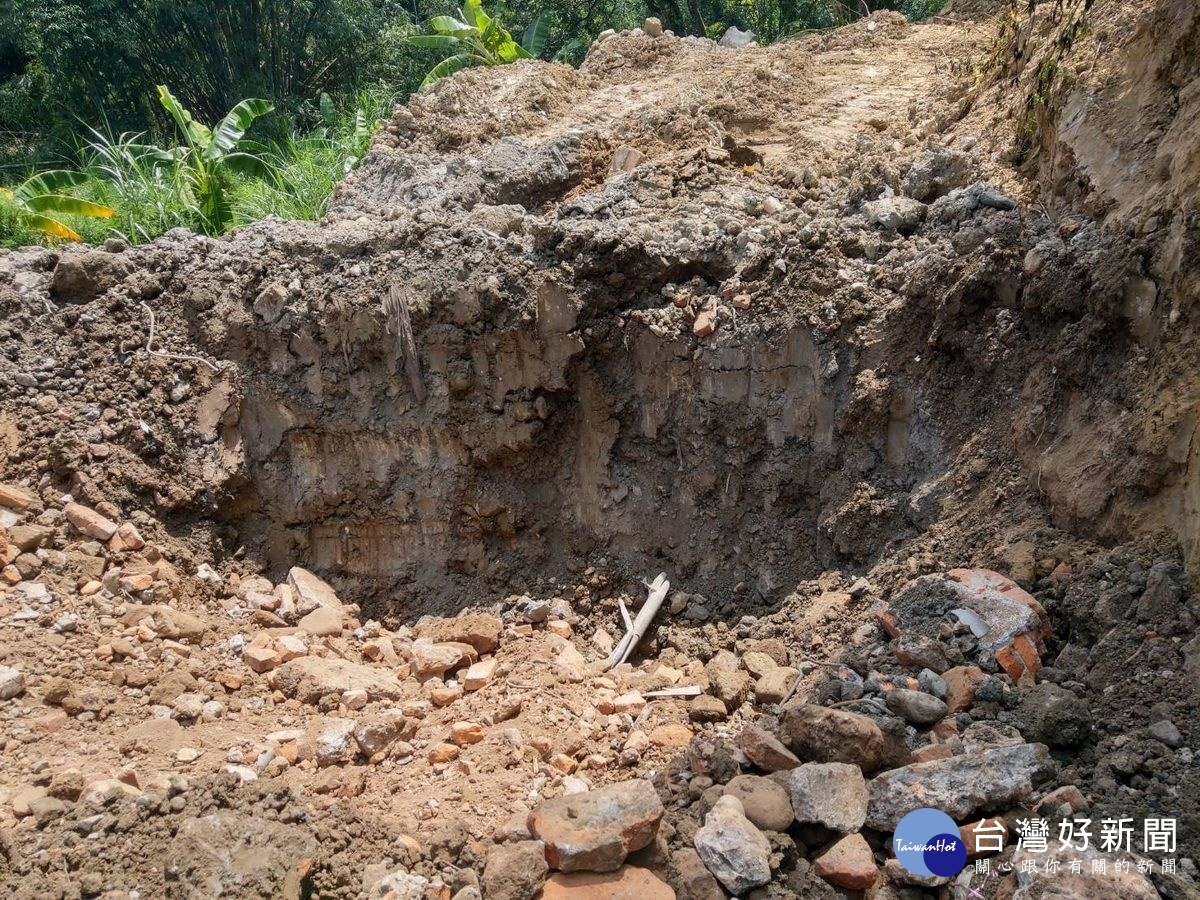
2,7,1200,894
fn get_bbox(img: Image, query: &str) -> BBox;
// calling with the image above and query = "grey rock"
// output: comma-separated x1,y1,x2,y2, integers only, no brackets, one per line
902,149,972,202
885,688,948,725
788,762,868,833
866,743,1053,830
1147,720,1184,749
718,26,755,48
694,795,771,895
0,664,25,700
863,196,926,235
1017,683,1092,747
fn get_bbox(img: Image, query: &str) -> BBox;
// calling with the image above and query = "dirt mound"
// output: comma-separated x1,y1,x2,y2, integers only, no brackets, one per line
1,7,1199,899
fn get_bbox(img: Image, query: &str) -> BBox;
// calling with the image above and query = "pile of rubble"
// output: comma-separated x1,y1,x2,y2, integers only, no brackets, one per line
1,480,1195,897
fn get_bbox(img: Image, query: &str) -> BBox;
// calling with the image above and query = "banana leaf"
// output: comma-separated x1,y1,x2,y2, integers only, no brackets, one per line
421,53,475,87
14,170,89,202
157,85,211,152
522,12,549,56
207,98,274,160
25,194,114,219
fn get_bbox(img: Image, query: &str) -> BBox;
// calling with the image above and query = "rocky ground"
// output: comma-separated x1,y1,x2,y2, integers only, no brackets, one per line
2,1,1200,898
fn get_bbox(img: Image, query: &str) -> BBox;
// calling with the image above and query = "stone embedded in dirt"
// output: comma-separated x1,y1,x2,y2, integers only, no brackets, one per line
416,612,502,654
552,639,589,683
253,282,289,323
244,646,281,673
463,658,497,691
541,866,675,899
650,724,693,748
272,656,406,704
172,692,204,720
693,794,771,895
642,17,664,38
528,778,664,873
866,742,1052,830
121,604,209,642
49,251,134,303
63,502,119,540
165,811,317,899
0,483,34,511
411,639,470,679
449,721,486,746
300,717,359,767
613,692,646,715
80,778,141,806
942,665,985,712
1008,845,1158,899
778,703,884,771
286,566,343,615
710,670,751,711
428,742,460,764
692,297,719,337
885,688,948,725
739,724,801,773
482,840,549,900
671,848,723,900
688,695,728,722
370,870,432,899
890,634,952,673
788,762,868,833
741,651,777,679
883,857,949,888
903,148,972,202
722,774,794,832
298,605,343,637
1147,719,1184,748
1016,682,1093,747
812,832,877,890
0,664,25,700
753,666,797,705
863,195,926,235
1035,784,1089,816
354,711,416,757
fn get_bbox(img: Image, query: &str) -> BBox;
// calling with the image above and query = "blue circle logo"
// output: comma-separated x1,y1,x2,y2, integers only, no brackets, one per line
893,808,967,878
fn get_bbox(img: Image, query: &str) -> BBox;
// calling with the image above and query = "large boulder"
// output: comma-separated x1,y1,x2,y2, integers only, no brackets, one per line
528,779,664,873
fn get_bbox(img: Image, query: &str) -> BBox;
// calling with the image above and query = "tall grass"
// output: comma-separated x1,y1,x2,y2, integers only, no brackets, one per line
0,85,395,249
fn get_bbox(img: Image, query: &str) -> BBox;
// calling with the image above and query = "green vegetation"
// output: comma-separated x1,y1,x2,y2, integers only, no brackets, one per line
0,170,113,241
411,0,549,86
1,0,945,248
